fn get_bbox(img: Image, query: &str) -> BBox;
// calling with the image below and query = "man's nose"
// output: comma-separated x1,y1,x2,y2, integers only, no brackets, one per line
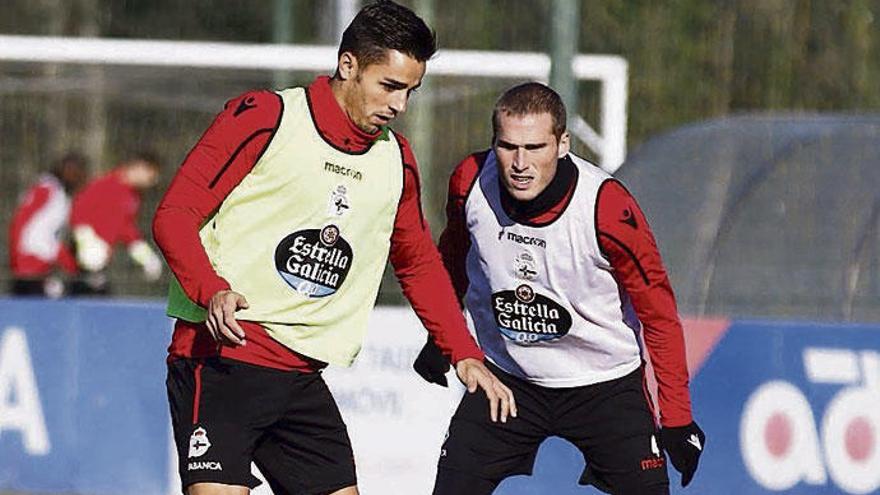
512,148,527,170
389,91,407,114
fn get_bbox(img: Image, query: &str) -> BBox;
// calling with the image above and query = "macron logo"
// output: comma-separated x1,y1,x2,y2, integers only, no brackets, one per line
687,434,703,451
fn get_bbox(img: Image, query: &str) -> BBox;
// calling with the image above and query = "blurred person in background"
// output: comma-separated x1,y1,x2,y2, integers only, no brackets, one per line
8,152,87,297
69,152,163,295
415,82,705,494
152,1,514,494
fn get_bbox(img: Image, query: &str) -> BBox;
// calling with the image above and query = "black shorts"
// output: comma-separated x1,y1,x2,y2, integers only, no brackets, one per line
435,363,668,495
167,357,356,494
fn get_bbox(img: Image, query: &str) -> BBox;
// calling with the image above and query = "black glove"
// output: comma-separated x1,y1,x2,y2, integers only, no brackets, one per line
660,421,705,487
413,336,450,387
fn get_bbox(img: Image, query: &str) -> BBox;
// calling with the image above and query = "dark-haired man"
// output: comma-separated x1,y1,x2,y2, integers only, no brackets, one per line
416,82,704,494
69,152,163,295
153,1,514,494
8,152,87,296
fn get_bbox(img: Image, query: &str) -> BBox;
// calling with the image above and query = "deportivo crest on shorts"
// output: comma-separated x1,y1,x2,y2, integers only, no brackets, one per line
275,225,353,297
188,427,211,458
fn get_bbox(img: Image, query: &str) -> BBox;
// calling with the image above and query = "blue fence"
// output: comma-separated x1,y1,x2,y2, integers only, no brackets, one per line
1,299,879,494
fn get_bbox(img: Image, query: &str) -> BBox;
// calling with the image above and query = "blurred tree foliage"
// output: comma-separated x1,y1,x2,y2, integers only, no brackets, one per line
3,0,876,146
1,0,878,299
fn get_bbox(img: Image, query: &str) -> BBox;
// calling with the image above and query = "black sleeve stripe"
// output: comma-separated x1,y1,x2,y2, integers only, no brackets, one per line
393,133,427,229
598,231,651,286
208,128,274,189
209,92,284,189
594,178,615,254
403,163,426,229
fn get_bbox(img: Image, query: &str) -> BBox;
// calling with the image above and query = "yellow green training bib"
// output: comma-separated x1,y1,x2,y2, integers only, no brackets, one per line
168,87,404,366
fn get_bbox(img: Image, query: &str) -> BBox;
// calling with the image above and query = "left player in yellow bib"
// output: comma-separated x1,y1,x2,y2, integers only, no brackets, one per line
152,2,515,494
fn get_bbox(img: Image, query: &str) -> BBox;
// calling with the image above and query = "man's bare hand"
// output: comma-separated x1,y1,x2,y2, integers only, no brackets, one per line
206,290,249,346
455,358,517,423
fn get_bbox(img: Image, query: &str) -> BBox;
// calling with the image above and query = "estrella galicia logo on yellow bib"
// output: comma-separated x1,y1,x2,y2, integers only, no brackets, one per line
275,225,353,297
492,284,572,344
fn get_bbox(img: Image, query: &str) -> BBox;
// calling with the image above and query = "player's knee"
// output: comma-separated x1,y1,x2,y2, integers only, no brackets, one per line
433,468,497,495
187,482,249,495
610,481,669,495
319,485,359,495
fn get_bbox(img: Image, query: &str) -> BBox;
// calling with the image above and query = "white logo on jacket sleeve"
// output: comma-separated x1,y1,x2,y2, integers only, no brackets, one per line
188,427,212,458
687,433,703,451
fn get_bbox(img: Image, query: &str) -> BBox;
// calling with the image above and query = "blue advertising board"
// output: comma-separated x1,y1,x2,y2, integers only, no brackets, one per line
2,298,879,495
0,298,172,495
496,319,880,495
688,320,880,495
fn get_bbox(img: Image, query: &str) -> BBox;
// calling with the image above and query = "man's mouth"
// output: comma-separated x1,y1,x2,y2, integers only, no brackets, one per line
510,174,533,189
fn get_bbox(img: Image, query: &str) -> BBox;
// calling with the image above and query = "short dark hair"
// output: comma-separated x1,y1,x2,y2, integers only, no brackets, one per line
338,0,437,68
492,82,567,139
54,152,87,174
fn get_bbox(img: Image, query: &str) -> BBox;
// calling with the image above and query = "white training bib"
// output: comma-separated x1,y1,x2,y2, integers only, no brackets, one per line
464,152,642,387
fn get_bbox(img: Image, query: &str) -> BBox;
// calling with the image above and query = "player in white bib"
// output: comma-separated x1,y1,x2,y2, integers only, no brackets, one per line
416,83,705,494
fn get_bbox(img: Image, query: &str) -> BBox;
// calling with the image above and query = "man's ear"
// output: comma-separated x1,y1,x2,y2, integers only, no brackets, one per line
336,51,359,81
557,131,571,157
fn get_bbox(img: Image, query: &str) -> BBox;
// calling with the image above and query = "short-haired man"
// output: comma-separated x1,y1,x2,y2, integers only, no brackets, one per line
416,82,704,494
8,152,87,296
152,2,514,494
70,151,163,295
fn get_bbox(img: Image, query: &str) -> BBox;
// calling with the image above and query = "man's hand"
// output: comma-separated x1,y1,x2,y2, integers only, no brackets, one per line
206,289,250,346
660,421,705,487
413,337,451,387
455,358,517,423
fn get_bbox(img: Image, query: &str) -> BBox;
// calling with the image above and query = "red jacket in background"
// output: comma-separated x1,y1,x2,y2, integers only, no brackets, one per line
70,170,143,247
9,174,77,277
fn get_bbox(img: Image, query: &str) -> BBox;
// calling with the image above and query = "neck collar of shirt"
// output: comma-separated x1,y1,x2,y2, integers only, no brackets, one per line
307,76,382,154
500,155,577,224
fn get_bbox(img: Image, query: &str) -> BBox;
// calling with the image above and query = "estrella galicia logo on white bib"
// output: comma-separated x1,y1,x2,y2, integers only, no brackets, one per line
492,284,572,344
275,225,353,297
188,427,211,458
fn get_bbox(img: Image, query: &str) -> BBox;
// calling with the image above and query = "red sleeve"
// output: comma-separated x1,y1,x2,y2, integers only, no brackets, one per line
437,151,486,301
120,194,143,245
8,184,50,262
11,184,51,237
596,180,693,427
389,136,484,364
152,90,282,307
